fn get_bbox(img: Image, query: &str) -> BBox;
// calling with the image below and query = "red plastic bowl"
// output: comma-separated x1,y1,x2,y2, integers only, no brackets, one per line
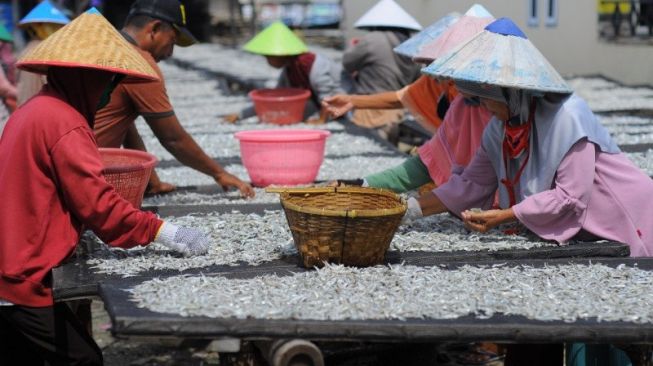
99,148,158,208
235,129,330,186
249,88,311,125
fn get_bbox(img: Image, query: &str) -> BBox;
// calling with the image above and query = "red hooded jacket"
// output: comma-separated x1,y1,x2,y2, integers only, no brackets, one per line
0,73,162,307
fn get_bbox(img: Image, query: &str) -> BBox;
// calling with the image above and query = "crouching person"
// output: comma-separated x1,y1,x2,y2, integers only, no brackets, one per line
0,10,209,366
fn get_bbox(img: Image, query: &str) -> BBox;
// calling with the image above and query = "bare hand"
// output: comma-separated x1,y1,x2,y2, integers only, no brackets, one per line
221,113,240,124
147,181,177,195
321,95,354,119
461,208,516,233
215,172,255,198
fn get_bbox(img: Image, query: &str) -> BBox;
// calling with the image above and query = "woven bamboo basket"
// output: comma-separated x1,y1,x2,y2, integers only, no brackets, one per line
278,187,407,268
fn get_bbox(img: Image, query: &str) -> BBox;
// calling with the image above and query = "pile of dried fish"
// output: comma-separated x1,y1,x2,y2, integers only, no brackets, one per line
393,214,558,252
600,115,653,145
87,211,296,277
143,188,282,206
142,132,390,161
569,76,653,112
88,211,563,277
626,150,653,175
130,262,653,323
154,156,406,187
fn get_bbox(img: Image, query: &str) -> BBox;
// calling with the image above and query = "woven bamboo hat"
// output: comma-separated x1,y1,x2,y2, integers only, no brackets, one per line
393,12,460,59
354,0,422,31
422,17,573,94
243,21,308,56
17,10,159,83
19,0,70,27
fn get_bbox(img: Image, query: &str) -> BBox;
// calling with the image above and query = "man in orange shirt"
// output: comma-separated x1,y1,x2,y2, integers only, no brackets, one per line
94,0,254,197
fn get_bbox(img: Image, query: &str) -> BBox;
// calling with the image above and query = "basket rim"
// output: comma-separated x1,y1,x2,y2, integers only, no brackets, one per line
280,186,407,217
99,147,158,173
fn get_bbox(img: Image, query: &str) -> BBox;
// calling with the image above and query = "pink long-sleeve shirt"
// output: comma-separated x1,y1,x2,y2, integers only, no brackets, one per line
434,139,653,257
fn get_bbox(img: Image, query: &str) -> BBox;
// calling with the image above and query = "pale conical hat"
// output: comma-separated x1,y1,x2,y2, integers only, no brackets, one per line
464,3,493,18
422,18,572,94
413,15,493,63
393,12,460,58
354,0,422,31
243,21,308,56
17,11,158,83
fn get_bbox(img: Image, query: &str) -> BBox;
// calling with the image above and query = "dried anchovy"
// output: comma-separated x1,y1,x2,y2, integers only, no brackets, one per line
170,43,343,88
626,150,653,176
392,213,558,252
89,212,564,277
142,132,388,161
143,188,282,206
155,156,407,187
600,115,653,145
569,77,653,112
87,211,296,277
129,262,653,324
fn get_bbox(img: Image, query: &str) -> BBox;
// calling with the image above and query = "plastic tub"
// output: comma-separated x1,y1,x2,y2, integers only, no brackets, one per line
234,129,330,186
99,148,158,208
249,88,311,125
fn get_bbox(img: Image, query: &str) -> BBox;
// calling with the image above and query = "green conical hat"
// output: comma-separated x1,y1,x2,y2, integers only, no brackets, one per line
0,22,12,42
243,21,308,56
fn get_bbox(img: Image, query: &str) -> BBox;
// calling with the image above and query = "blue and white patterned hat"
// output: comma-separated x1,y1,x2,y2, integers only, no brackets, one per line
422,17,573,94
393,12,460,58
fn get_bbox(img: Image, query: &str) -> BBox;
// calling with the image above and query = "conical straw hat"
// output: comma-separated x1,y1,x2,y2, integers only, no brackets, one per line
354,0,422,31
413,15,493,63
243,21,308,56
0,22,12,42
393,12,460,59
17,10,158,83
19,0,70,27
422,17,572,94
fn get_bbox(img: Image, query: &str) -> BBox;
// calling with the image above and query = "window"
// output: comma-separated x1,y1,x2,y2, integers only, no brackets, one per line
545,0,558,27
527,0,539,27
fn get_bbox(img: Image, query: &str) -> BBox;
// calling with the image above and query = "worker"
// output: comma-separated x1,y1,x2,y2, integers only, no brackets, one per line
94,0,254,197
324,6,494,193
16,0,70,107
0,21,16,119
342,0,422,140
417,17,653,365
224,21,346,124
0,10,210,365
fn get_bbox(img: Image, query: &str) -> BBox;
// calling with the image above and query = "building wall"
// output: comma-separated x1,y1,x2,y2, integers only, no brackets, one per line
342,0,653,86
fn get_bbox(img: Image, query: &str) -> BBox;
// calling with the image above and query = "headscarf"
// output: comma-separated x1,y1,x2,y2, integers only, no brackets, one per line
286,52,317,105
482,93,621,208
286,52,315,91
45,67,113,126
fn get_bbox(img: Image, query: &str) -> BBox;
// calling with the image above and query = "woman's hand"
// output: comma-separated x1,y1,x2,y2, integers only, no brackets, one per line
321,95,354,119
461,208,516,233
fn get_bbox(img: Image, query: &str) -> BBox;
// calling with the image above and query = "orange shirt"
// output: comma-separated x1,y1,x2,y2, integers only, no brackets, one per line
94,45,173,148
396,75,458,130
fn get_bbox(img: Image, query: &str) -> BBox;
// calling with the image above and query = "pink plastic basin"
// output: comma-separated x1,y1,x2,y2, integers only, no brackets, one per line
235,129,331,186
249,88,311,125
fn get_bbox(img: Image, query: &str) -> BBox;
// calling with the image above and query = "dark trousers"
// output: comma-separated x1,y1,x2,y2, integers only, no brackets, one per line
0,303,103,366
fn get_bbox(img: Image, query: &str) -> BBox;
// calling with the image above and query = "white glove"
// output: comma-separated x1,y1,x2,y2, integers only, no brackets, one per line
155,222,211,256
401,197,423,226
